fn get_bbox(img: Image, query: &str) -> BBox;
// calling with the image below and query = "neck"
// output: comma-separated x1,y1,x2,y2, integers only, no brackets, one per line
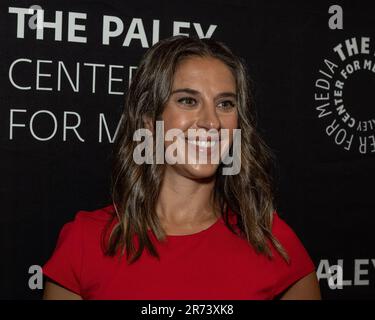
156,167,220,226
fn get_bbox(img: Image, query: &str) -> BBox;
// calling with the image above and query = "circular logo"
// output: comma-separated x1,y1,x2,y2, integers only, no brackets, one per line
314,36,375,154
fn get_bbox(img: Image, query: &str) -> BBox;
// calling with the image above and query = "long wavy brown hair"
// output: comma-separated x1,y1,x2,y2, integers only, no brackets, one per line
102,35,289,264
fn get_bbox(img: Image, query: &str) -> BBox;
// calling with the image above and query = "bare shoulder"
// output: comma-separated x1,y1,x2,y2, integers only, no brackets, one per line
279,271,322,300
43,280,83,300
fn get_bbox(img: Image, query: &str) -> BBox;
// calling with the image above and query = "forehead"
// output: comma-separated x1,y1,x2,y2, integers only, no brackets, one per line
172,56,236,91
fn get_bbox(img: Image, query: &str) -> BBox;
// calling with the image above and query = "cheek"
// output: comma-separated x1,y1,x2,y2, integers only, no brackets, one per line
162,110,192,132
163,119,188,134
221,115,239,131
221,116,239,145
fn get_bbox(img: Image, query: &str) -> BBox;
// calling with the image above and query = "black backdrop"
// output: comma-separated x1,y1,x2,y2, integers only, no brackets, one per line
1,0,374,300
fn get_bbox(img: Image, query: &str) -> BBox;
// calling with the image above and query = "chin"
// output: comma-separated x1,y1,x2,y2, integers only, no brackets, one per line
184,163,219,180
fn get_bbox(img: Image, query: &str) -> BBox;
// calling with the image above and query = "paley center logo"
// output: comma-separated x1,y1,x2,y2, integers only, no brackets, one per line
314,36,375,154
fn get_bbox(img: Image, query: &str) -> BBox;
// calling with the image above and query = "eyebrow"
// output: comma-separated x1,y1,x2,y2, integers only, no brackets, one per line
170,88,237,99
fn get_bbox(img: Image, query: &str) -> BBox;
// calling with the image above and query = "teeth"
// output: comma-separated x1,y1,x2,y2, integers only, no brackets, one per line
187,140,216,147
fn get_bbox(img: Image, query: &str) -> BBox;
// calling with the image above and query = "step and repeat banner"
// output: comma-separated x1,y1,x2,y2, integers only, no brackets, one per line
0,1,374,299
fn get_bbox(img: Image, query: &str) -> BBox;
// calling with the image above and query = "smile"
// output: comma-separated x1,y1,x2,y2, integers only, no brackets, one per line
186,139,217,148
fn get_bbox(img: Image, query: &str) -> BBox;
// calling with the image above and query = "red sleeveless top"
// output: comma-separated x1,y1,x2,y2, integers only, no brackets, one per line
42,204,315,299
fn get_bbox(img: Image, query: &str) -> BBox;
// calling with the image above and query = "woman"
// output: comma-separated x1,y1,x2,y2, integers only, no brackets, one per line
42,35,321,300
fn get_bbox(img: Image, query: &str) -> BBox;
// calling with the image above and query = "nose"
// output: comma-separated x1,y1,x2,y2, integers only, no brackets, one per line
196,100,221,131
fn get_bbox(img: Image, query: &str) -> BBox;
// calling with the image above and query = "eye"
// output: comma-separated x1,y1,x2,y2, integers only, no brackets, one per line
218,100,236,110
178,97,197,106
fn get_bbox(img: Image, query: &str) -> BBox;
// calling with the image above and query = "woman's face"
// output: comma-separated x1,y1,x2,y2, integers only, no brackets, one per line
161,56,239,180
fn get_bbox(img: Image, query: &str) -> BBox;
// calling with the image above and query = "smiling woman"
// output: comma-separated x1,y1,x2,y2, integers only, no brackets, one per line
42,35,321,300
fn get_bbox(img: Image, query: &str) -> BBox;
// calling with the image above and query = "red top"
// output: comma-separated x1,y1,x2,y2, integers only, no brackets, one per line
42,204,315,300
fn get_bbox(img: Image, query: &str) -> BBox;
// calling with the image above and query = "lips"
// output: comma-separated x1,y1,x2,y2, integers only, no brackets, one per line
184,135,221,146
186,139,217,148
